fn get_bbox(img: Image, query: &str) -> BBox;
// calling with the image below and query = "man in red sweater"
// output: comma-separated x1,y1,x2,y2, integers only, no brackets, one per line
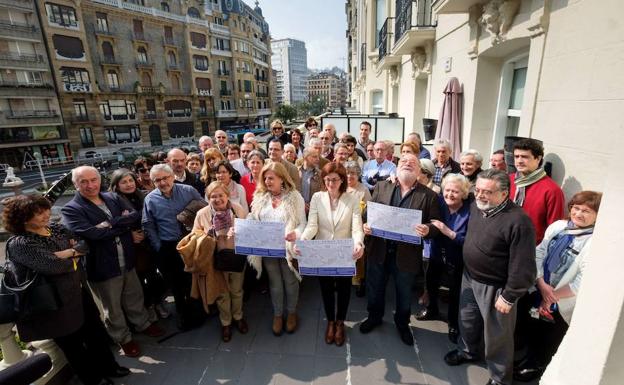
509,139,565,244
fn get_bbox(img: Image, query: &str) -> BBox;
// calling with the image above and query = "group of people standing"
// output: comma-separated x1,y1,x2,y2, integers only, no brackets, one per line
2,119,601,385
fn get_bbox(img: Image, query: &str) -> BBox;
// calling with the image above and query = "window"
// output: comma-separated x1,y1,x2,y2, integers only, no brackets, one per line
193,55,209,71
133,19,144,40
141,72,152,86
79,127,94,147
375,0,386,48
214,17,224,25
167,51,177,67
107,70,119,89
195,77,211,91
214,38,230,51
146,99,156,113
101,41,114,61
371,90,383,114
105,126,140,144
244,80,252,92
188,7,200,18
170,74,180,90
73,99,87,118
164,26,173,42
26,72,43,84
164,100,192,117
220,100,232,110
99,100,136,121
61,67,89,84
492,56,529,151
190,32,206,49
46,3,78,28
52,35,85,60
161,2,169,11
199,100,207,114
136,47,148,64
96,12,108,32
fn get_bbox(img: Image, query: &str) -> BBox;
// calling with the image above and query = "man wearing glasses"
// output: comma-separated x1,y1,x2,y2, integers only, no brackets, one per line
142,164,204,331
444,169,536,385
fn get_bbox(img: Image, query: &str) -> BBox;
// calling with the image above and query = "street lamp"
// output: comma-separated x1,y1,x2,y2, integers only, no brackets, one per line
244,93,252,130
33,152,48,189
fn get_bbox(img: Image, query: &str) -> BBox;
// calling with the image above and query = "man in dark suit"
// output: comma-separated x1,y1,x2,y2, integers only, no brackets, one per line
360,153,441,345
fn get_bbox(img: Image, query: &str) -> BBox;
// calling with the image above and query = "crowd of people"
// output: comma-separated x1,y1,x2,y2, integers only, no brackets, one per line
1,119,601,385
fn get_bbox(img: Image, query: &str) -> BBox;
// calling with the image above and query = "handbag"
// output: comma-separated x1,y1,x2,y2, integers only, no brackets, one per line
177,199,209,231
0,239,62,324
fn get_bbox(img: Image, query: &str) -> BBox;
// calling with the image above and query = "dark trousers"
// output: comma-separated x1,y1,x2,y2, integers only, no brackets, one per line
319,276,352,321
54,289,118,385
516,292,569,367
366,249,415,329
425,257,463,329
156,240,194,319
458,272,517,385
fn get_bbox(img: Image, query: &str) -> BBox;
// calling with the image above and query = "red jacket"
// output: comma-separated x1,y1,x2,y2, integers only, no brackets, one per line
509,174,565,244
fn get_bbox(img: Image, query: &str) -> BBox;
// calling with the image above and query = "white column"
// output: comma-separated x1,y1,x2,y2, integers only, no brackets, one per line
0,322,32,370
541,132,624,385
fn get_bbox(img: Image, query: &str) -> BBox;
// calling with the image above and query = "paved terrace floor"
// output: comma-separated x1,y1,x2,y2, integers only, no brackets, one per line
74,278,539,385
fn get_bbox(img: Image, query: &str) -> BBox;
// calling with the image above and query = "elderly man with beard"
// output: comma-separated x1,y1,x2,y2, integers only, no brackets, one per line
360,153,441,345
142,164,205,331
444,169,536,385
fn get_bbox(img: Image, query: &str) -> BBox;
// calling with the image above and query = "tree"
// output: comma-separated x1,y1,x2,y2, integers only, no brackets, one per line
272,104,297,123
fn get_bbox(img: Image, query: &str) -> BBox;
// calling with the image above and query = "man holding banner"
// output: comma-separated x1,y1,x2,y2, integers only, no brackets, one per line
360,153,441,345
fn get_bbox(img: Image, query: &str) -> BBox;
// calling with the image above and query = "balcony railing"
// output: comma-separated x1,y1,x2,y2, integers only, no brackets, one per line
220,89,232,96
95,27,114,36
256,92,269,97
135,60,153,68
167,63,179,70
63,82,91,93
8,109,58,118
163,36,175,45
0,20,38,38
378,18,391,61
139,85,161,94
0,52,43,63
100,55,121,65
196,110,212,118
216,109,237,118
394,0,434,44
218,69,230,76
197,88,212,97
360,42,366,71
143,111,163,120
132,31,147,41
0,80,52,88
70,113,96,124
0,0,33,11
255,75,267,82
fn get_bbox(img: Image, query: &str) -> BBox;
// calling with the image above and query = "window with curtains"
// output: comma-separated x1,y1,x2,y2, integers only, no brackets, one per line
193,55,209,71
107,70,119,89
46,3,78,28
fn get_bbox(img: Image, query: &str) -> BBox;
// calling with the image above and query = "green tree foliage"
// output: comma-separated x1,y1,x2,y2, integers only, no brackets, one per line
272,104,297,123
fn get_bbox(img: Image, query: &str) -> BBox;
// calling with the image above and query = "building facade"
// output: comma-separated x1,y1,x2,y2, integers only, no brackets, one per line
348,1,624,383
26,0,272,160
307,72,347,109
270,38,307,105
0,0,66,168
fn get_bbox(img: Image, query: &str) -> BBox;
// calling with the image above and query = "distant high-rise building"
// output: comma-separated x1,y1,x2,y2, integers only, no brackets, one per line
271,38,307,105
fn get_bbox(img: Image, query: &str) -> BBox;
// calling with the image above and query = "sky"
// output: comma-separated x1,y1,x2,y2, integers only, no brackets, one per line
254,0,348,70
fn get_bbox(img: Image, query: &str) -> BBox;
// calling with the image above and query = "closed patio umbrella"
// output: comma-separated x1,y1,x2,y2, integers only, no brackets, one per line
435,77,463,160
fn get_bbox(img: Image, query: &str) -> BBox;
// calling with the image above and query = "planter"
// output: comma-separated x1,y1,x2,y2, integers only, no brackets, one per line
422,118,437,141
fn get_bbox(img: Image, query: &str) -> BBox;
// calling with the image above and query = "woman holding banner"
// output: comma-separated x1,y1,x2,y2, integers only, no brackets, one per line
300,163,364,346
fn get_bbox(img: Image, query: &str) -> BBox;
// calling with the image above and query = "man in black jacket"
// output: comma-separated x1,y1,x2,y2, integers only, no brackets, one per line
432,138,461,186
444,169,536,385
167,148,205,195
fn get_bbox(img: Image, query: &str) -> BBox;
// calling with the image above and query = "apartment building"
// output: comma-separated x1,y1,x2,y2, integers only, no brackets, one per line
0,0,66,168
32,0,271,158
307,72,347,109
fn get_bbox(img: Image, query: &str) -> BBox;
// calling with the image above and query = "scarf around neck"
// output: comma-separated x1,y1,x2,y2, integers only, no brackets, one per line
514,167,547,206
543,221,594,287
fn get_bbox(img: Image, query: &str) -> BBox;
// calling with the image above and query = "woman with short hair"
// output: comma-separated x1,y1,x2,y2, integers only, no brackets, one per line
3,194,130,385
417,174,472,345
247,162,306,336
193,181,249,342
283,143,298,164
515,191,602,382
300,163,364,346
459,149,483,190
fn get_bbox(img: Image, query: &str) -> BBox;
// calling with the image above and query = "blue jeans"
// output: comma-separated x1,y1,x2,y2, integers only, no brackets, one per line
366,246,415,329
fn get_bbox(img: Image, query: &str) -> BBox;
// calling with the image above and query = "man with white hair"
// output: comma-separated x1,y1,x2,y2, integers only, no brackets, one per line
432,138,461,186
323,123,338,145
360,153,441,345
243,132,267,157
167,148,204,195
295,138,329,169
198,136,214,162
62,166,164,358
361,141,396,191
143,164,205,331
214,130,229,155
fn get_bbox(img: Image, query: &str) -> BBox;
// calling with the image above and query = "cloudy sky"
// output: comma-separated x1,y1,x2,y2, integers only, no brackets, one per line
255,0,348,70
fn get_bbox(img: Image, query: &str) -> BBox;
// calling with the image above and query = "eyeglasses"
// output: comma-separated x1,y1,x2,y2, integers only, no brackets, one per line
324,177,342,184
152,175,172,184
474,188,499,197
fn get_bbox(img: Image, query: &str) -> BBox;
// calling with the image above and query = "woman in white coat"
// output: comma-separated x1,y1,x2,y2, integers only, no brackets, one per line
300,163,364,346
515,190,602,382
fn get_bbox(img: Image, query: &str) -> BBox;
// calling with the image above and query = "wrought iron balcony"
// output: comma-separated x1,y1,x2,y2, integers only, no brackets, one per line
220,89,232,96
393,0,435,55
0,20,38,39
143,111,163,120
377,17,401,70
378,18,390,61
100,55,121,65
218,69,230,76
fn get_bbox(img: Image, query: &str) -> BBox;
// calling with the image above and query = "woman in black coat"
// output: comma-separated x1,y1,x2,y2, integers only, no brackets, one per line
3,194,128,385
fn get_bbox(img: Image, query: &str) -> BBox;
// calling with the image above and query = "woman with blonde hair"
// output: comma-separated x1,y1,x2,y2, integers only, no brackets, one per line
193,181,249,342
247,162,306,336
200,148,225,185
